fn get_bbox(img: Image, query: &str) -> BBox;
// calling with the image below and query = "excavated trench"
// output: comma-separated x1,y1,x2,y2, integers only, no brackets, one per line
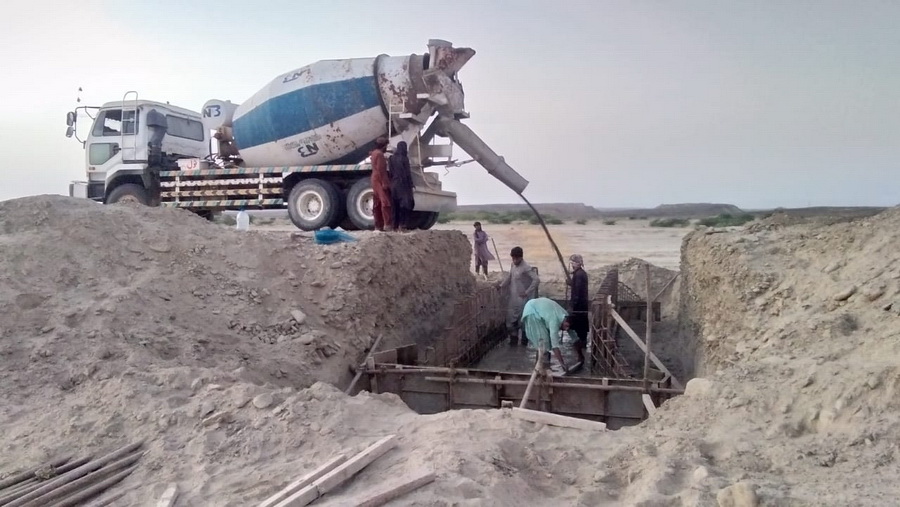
353,262,697,430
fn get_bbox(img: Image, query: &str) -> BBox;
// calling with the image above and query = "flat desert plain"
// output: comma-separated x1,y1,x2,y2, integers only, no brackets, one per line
435,220,691,279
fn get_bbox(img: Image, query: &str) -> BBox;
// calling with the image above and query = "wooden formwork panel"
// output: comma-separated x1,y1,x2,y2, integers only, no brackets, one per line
450,383,498,407
400,374,450,395
373,372,402,395
549,387,608,416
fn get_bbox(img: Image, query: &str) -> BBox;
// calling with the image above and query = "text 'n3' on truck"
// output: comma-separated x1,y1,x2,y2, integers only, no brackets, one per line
64,39,530,231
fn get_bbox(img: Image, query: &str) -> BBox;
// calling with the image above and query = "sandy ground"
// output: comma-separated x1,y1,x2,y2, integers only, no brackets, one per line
434,220,689,280
257,219,690,279
18,199,900,505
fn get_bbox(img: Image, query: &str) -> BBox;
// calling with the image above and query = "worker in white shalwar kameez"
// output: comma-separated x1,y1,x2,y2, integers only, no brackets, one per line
496,246,539,345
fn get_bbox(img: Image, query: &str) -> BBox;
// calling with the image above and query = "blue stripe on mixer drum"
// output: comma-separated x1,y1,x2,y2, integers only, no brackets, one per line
233,76,381,150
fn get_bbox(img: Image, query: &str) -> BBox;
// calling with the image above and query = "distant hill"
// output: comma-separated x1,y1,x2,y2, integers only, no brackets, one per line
449,202,886,222
649,203,745,217
452,202,745,221
454,203,602,220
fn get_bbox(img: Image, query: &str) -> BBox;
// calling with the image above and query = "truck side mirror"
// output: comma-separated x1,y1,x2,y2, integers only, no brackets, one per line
66,111,76,127
65,126,75,138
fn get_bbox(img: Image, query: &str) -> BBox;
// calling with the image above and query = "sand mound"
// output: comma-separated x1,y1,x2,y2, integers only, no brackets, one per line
0,196,491,502
7,195,900,505
0,195,472,390
611,205,900,505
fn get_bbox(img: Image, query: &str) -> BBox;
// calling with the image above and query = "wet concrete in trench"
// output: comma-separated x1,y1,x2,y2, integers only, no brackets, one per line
471,333,590,377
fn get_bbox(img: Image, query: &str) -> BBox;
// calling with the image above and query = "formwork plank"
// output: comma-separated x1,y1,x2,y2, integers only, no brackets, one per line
450,383,497,408
549,387,609,417
403,375,452,395
512,408,607,432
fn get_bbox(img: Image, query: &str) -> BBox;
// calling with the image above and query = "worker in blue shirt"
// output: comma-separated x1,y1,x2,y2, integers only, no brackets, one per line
521,297,573,373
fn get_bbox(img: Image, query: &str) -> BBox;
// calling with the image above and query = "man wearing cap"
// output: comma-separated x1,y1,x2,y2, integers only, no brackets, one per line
567,254,589,369
497,246,539,345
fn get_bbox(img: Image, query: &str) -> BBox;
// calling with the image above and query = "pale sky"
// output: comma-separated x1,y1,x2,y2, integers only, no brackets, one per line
2,0,898,209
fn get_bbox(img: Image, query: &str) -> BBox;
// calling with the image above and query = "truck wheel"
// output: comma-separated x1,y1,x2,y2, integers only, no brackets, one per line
408,211,439,230
106,183,150,205
345,178,375,230
287,179,344,231
418,212,439,230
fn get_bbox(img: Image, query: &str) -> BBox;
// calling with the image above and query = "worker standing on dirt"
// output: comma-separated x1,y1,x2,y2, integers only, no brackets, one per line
521,297,571,373
473,222,495,277
497,246,539,346
388,141,415,232
370,137,392,231
567,254,589,370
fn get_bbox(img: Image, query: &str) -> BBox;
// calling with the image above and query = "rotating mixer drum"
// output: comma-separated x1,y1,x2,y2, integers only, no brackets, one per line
231,43,469,168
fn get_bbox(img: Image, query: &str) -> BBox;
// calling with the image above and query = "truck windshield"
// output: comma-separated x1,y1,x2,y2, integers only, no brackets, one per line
92,109,138,137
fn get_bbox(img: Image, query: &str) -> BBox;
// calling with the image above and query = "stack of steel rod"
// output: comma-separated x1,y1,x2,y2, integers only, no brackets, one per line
0,441,143,507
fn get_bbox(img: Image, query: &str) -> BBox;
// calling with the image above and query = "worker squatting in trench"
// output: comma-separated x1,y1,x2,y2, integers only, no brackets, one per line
489,241,590,376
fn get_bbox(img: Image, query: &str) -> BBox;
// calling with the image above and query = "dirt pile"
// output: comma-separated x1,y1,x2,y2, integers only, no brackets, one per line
606,206,900,505
0,195,472,390
0,195,487,502
8,195,900,505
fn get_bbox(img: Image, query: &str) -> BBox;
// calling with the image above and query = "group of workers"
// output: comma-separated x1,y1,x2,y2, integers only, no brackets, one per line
477,223,590,375
369,137,416,232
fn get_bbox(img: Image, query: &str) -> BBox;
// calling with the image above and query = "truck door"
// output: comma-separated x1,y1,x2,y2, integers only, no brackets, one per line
86,108,138,193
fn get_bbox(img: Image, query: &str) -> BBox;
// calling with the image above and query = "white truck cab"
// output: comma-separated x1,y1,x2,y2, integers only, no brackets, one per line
68,95,208,204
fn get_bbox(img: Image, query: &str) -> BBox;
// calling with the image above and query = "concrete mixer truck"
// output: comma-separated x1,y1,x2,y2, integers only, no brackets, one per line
64,39,529,231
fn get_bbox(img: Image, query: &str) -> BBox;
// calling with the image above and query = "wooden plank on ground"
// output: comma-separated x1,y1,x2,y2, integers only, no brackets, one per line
512,408,607,432
352,471,436,507
642,394,657,416
274,435,398,507
610,309,684,389
157,483,179,507
258,455,348,507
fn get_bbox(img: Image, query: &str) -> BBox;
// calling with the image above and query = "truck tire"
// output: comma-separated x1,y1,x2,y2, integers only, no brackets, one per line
287,179,344,231
418,211,439,230
408,211,439,230
106,183,150,205
345,178,375,230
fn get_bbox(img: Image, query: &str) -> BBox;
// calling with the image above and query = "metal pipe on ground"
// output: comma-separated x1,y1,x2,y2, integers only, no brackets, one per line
0,481,43,505
82,490,126,507
18,451,143,507
46,466,137,507
4,442,142,507
0,456,72,491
